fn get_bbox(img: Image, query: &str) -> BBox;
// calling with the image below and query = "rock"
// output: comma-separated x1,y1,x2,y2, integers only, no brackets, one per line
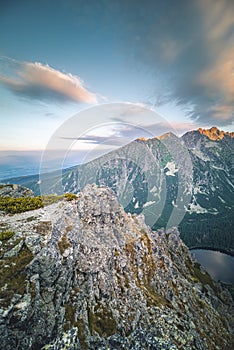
0,184,233,349
3,239,24,258
0,184,34,198
25,234,41,254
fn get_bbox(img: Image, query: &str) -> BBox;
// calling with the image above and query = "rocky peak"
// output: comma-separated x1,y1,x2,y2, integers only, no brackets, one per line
157,131,177,140
0,183,34,198
136,132,177,143
0,184,233,349
136,137,149,141
198,126,234,140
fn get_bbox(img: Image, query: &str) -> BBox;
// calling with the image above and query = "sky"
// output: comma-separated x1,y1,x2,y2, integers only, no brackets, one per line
0,0,234,177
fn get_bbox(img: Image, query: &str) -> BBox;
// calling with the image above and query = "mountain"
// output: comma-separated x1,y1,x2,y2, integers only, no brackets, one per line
180,127,234,250
4,127,234,252
0,184,233,349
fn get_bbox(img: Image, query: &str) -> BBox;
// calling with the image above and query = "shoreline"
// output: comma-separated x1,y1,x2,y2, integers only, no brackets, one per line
190,246,234,257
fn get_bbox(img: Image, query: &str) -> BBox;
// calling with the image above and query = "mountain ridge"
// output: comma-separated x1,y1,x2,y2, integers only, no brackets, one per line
0,184,233,349
2,126,234,252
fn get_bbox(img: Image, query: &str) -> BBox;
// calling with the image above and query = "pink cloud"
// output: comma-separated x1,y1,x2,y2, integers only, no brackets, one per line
0,58,98,104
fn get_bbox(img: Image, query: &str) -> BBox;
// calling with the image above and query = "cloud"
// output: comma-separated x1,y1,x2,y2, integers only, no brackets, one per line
0,57,97,104
120,0,234,126
58,102,197,150
60,120,195,148
60,123,154,147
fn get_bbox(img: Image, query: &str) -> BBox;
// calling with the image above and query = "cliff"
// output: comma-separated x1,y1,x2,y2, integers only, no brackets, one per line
0,184,233,349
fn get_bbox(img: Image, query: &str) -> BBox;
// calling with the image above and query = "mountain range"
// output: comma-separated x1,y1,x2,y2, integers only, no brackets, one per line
4,127,234,252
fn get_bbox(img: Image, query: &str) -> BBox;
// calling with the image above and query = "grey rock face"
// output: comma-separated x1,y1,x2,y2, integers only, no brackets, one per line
3,239,24,258
0,184,233,349
0,184,34,198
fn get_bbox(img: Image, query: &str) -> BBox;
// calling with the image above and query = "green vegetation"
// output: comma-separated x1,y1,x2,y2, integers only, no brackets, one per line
58,234,71,255
77,318,87,350
88,304,117,337
186,258,216,291
179,212,234,252
0,193,78,214
0,230,15,241
64,303,77,331
34,221,52,235
64,303,88,349
124,234,170,308
0,243,34,307
64,193,78,201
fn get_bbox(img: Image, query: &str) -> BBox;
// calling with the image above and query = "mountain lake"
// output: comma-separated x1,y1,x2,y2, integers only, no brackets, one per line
191,249,234,284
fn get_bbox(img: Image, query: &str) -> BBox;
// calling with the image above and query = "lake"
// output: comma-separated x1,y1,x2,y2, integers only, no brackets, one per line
191,249,234,284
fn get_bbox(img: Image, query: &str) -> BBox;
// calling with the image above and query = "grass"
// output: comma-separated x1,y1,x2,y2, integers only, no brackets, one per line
0,230,15,241
88,304,117,337
0,243,34,307
0,193,78,214
186,258,216,292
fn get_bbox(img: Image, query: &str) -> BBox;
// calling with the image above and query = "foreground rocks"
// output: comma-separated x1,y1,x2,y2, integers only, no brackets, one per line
0,184,34,198
0,184,233,349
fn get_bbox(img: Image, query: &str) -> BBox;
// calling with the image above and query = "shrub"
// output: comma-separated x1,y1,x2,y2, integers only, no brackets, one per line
64,193,78,201
0,193,78,214
0,230,15,241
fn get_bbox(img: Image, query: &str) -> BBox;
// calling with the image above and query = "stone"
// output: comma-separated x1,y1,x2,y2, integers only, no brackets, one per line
0,184,233,349
3,239,24,258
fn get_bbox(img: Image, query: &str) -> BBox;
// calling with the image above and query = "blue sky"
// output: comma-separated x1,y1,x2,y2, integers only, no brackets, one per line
0,0,233,155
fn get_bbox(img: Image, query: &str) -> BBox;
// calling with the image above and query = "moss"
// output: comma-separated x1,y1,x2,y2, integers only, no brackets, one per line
34,221,52,235
63,303,88,349
88,304,117,337
124,234,170,308
77,318,88,350
26,216,37,222
186,258,216,291
0,230,15,241
58,234,71,255
64,303,77,331
0,244,33,307
66,225,74,233
144,285,170,308
0,237,22,255
114,248,120,257
64,193,78,201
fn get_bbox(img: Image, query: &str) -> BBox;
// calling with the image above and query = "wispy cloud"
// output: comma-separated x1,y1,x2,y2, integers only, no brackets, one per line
61,120,196,147
121,0,234,126
0,57,98,104
58,102,198,152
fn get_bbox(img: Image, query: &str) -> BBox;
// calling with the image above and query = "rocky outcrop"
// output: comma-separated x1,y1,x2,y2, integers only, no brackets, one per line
0,184,233,349
0,184,34,198
198,127,234,141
